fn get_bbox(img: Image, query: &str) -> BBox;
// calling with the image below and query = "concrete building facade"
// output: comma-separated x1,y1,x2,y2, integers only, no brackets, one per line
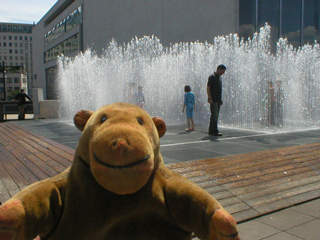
32,0,239,99
0,23,33,99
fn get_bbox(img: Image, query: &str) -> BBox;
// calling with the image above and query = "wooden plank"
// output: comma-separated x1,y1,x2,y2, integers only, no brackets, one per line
18,141,67,173
225,202,253,215
255,190,320,214
227,170,319,196
221,166,318,190
232,209,261,223
4,143,48,181
25,154,59,177
0,193,11,205
0,164,20,195
219,197,244,208
3,124,74,164
7,123,76,155
246,182,320,212
2,162,29,189
237,175,320,202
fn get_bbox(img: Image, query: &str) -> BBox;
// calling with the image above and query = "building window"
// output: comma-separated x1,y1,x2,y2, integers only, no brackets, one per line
258,0,280,44
240,0,256,40
304,0,320,45
14,36,17,40
44,34,79,63
7,78,12,83
44,6,82,45
281,0,302,48
14,78,19,83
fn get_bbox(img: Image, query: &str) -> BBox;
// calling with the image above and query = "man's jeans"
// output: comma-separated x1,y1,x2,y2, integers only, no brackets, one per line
18,105,26,120
209,102,220,134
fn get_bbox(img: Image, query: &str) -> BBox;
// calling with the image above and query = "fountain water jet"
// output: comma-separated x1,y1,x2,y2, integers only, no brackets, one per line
58,25,320,132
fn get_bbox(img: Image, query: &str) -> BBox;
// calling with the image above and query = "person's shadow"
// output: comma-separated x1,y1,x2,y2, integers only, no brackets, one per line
201,135,219,141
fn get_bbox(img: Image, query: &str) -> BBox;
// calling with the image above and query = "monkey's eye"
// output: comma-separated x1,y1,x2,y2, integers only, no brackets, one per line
101,115,108,123
137,117,144,125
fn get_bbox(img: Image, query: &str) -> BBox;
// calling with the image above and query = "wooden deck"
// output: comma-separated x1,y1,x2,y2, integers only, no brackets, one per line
1,122,320,223
0,122,74,203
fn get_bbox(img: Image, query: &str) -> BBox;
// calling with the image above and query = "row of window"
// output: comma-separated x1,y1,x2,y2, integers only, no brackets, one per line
0,49,29,54
44,34,79,63
45,6,82,45
6,87,23,92
0,42,32,48
0,55,25,60
0,78,21,83
0,35,32,41
0,62,30,67
0,24,32,33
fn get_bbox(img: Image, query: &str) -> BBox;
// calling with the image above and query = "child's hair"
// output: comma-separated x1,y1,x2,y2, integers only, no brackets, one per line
184,85,191,92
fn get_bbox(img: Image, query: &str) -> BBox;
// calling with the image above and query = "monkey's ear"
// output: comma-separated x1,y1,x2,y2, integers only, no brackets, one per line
74,110,94,131
152,117,166,138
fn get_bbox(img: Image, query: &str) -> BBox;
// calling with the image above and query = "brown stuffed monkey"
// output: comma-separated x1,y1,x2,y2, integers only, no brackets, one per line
0,103,239,240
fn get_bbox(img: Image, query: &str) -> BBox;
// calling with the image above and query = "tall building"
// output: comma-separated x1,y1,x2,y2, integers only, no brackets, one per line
32,0,320,100
0,23,33,100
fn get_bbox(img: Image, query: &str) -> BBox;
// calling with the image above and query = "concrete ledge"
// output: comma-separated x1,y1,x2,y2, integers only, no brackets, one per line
34,100,59,119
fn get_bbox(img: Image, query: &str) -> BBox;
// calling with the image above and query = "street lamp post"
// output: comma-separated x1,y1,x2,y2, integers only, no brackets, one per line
2,61,6,101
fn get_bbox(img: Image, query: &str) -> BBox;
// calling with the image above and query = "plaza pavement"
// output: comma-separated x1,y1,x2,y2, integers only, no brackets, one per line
4,115,320,239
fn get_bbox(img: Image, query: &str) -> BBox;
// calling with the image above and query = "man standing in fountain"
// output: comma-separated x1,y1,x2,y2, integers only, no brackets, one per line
207,64,226,136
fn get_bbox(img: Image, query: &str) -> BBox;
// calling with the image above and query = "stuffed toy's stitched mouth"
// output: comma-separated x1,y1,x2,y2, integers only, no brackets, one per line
93,152,150,169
